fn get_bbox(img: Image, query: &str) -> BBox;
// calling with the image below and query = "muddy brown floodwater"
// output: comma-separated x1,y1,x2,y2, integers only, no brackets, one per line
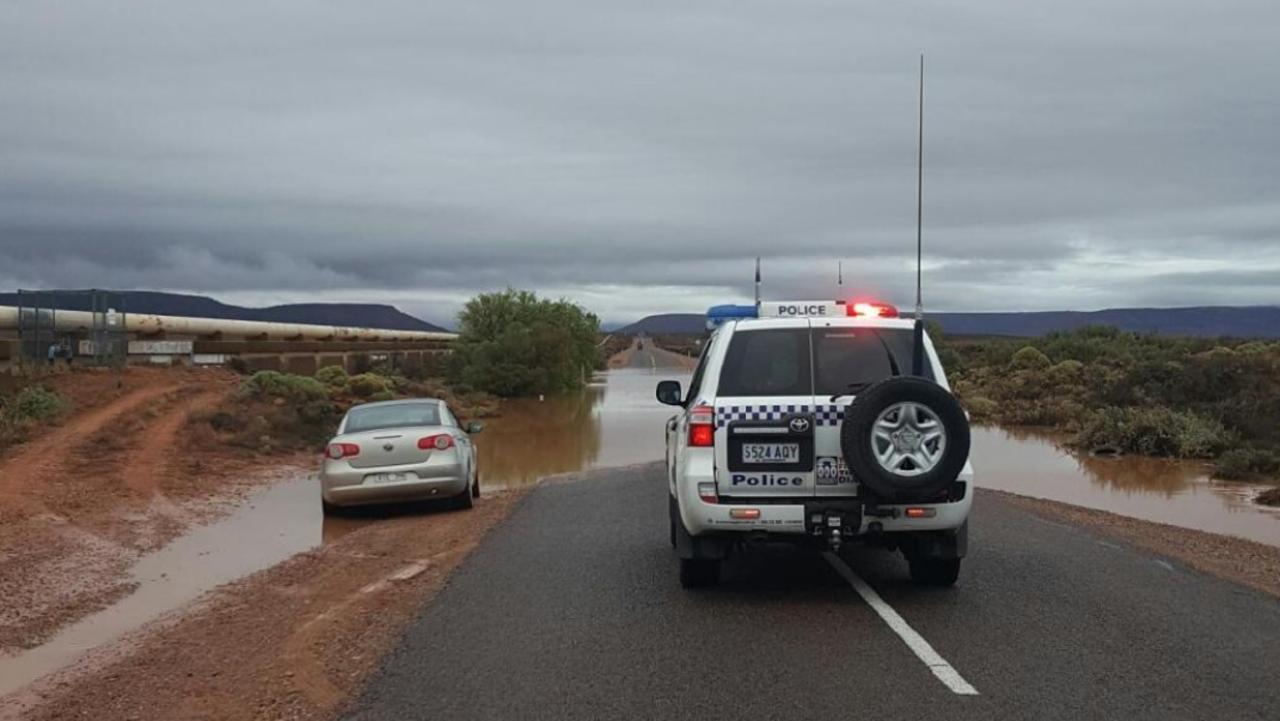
973,426,1280,547
473,367,691,489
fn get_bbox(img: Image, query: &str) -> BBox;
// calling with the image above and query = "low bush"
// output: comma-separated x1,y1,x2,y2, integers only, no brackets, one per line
315,365,348,388
240,371,329,402
1074,406,1231,459
346,372,393,398
1214,448,1280,480
7,386,64,421
1010,346,1051,371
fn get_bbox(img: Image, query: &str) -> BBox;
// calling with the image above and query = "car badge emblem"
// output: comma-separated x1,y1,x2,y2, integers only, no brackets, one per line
382,443,394,452
788,416,811,433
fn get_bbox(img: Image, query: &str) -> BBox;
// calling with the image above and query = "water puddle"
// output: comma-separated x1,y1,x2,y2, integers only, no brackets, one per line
973,426,1280,546
0,476,339,697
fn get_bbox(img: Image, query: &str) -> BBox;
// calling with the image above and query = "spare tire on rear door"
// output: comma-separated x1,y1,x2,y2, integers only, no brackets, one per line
839,377,970,502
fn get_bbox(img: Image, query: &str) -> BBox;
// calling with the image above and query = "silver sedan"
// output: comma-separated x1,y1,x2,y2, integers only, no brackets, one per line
319,399,483,514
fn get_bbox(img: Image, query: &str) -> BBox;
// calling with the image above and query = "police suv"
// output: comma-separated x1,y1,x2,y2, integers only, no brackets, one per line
658,299,972,589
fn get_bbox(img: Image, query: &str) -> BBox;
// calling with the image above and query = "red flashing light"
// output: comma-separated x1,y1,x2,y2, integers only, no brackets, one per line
847,301,899,318
688,405,715,447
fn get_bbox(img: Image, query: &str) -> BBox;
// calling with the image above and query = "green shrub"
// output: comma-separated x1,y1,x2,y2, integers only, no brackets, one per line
1214,448,1280,480
1074,406,1231,458
1010,346,1051,371
369,390,395,402
347,372,393,398
240,371,329,402
1047,359,1085,384
964,396,998,419
7,386,64,421
448,289,602,396
315,365,348,388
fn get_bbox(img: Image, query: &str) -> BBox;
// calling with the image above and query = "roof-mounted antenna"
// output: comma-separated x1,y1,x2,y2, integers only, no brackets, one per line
754,256,762,309
837,260,843,290
911,54,927,377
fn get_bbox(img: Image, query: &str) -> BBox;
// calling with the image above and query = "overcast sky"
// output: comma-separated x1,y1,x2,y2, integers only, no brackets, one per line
2,1,1277,327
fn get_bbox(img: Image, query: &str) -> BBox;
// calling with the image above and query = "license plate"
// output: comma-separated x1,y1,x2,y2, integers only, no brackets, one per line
741,443,799,464
367,472,411,485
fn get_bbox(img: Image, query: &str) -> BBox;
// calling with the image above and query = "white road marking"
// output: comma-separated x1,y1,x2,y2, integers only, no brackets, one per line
1154,559,1175,572
824,552,980,696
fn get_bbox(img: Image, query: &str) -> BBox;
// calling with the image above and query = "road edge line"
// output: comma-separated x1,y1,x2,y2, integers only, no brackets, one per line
824,552,979,696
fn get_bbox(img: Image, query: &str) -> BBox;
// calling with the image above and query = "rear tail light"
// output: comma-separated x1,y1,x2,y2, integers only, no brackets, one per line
729,508,761,520
326,442,360,460
905,507,937,519
688,405,715,447
418,434,455,451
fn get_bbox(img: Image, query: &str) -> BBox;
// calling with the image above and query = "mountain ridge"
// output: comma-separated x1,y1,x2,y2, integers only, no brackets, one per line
616,305,1280,338
0,290,448,332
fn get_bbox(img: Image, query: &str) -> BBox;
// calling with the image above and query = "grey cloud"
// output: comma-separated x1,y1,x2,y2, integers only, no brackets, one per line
2,0,1278,326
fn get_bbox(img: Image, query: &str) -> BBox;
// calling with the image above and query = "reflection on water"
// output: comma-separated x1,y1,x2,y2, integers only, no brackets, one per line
475,368,690,489
973,426,1280,546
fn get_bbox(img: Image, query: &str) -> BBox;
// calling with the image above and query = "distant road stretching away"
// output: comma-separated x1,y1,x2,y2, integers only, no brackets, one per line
624,337,696,371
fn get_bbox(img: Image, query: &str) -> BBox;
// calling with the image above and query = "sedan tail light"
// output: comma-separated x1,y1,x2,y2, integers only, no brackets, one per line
326,442,360,460
418,434,455,451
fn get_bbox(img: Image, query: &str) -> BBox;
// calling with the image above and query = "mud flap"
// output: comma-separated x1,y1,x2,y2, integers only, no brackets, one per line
901,521,968,561
672,497,731,561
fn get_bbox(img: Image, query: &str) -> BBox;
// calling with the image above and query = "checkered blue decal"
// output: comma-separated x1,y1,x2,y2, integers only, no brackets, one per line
715,404,846,428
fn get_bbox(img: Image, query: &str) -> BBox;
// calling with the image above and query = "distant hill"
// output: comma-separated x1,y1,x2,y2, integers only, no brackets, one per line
617,306,1280,339
0,290,448,332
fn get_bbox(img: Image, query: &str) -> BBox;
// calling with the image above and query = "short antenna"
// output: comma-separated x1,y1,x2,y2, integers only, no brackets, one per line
914,54,924,322
837,260,843,290
754,256,762,308
911,54,927,376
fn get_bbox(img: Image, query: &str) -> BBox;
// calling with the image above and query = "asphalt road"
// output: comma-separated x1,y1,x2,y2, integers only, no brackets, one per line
349,465,1280,721
627,336,691,370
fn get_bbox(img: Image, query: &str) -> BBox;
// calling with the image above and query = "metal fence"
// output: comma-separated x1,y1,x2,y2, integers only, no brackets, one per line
16,289,128,367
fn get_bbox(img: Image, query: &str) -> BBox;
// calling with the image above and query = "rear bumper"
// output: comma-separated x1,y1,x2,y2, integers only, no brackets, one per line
678,473,972,537
320,460,467,507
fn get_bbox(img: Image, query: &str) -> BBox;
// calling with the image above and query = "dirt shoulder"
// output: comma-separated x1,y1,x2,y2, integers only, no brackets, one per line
0,367,308,651
985,488,1280,599
2,490,527,721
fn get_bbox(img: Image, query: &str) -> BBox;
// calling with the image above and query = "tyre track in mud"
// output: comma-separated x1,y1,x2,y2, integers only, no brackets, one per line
0,374,235,651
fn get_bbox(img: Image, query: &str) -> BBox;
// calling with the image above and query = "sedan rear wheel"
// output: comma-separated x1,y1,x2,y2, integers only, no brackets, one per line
451,480,475,510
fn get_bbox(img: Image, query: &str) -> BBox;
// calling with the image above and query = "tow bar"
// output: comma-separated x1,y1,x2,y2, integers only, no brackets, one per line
807,502,862,551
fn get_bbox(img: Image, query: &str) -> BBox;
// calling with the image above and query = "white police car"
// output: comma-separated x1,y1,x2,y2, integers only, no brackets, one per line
657,299,973,588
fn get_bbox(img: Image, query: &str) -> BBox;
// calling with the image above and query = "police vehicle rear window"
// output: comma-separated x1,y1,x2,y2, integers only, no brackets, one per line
813,328,932,395
717,329,811,397
717,327,932,397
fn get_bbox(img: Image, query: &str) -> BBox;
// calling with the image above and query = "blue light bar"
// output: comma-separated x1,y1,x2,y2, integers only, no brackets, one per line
705,304,758,329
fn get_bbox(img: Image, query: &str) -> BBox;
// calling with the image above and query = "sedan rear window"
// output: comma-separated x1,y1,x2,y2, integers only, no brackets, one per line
344,403,441,433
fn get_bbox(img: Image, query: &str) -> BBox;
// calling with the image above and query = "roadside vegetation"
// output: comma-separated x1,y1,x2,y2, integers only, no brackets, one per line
938,326,1280,483
192,364,500,455
0,384,65,452
447,289,601,396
